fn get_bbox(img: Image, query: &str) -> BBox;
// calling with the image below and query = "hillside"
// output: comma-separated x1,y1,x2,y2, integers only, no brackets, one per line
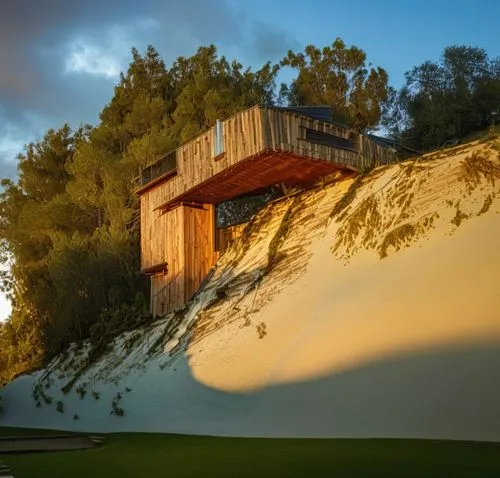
1,138,500,441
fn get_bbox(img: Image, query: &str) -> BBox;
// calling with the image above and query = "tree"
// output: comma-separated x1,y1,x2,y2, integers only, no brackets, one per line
99,46,170,153
280,38,390,131
0,126,81,375
170,45,279,143
384,45,500,150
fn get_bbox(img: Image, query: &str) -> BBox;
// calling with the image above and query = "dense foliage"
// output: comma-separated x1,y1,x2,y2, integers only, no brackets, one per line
384,45,500,150
280,38,390,132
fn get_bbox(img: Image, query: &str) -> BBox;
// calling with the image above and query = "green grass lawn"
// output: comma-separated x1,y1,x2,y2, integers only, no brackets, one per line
1,428,499,478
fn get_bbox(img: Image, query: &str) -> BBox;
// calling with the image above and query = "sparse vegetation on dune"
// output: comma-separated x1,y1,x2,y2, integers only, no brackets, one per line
266,196,301,272
328,138,500,261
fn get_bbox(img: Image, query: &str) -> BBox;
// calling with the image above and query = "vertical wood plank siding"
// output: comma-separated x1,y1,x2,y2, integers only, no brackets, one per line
148,203,216,315
140,106,266,271
259,108,395,170
140,105,397,315
216,222,248,253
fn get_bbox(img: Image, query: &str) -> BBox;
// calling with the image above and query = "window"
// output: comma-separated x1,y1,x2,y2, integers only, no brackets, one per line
305,128,357,152
140,151,177,186
213,119,225,157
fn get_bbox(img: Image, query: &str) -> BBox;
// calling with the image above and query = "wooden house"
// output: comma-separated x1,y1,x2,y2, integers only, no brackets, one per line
137,105,396,316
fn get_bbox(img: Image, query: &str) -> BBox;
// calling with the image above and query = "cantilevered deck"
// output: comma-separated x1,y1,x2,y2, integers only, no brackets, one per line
138,105,394,207
138,105,396,315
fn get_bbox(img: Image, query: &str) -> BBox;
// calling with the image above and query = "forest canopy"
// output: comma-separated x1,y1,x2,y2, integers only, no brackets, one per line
384,45,500,150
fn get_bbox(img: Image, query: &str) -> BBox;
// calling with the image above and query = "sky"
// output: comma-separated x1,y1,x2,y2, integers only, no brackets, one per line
0,0,499,320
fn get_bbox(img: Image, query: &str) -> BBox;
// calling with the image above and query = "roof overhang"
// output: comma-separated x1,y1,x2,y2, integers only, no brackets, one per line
156,150,354,212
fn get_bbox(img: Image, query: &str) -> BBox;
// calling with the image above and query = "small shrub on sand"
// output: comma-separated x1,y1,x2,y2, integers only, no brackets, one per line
76,385,87,399
451,206,468,227
329,174,364,220
111,402,125,417
111,392,125,417
256,322,267,339
266,198,298,273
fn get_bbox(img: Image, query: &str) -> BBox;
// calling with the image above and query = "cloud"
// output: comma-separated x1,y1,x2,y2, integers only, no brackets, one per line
0,0,299,179
63,20,164,79
0,0,140,90
248,20,301,62
65,43,122,79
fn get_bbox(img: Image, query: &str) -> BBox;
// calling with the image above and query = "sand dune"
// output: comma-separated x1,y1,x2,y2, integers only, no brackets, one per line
1,139,500,441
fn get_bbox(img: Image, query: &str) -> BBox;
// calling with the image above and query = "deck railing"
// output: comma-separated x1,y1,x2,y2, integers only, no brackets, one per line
139,150,177,187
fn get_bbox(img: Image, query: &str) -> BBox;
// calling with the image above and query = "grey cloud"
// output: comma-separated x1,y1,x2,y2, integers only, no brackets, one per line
0,0,299,180
0,0,145,94
248,21,301,63
0,0,149,179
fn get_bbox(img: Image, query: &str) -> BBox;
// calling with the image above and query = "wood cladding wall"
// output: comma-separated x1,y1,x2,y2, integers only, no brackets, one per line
216,222,248,253
140,106,267,272
139,107,265,210
260,108,395,171
149,203,217,316
183,204,217,301
148,206,184,316
140,105,397,315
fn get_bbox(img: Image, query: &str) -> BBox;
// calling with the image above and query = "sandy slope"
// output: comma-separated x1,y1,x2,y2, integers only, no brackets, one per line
1,139,500,441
